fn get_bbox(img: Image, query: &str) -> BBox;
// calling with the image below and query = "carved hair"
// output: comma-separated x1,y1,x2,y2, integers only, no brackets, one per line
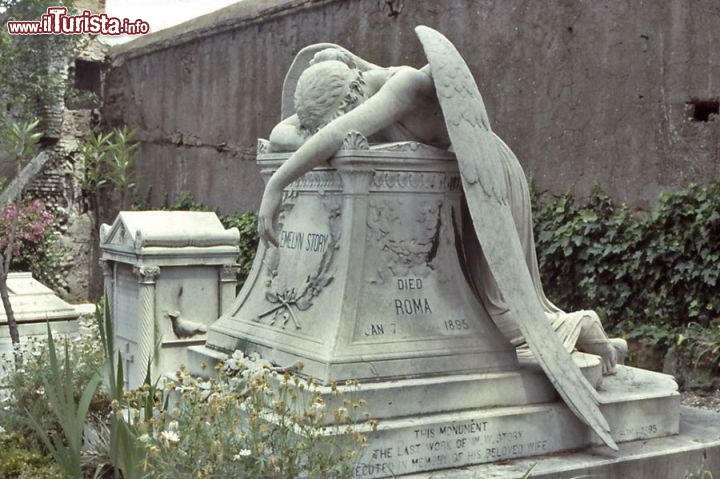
294,60,367,135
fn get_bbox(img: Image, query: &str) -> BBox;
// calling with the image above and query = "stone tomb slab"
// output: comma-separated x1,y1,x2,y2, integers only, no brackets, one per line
0,272,80,358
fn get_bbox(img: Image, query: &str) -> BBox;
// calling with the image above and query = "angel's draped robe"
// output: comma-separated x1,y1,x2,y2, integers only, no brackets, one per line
459,134,599,357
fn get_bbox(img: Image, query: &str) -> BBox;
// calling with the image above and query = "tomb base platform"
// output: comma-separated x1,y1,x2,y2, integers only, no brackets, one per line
401,406,718,479
342,365,679,478
188,343,681,478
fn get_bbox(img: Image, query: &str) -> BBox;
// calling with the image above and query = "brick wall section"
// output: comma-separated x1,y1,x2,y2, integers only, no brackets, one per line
104,0,720,213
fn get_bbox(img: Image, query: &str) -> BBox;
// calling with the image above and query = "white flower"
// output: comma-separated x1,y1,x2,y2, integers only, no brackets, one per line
160,430,180,443
137,433,151,443
232,449,252,461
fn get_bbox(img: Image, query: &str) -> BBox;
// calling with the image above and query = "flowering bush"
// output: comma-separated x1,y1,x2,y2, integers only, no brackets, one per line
0,198,63,285
0,199,54,255
126,355,373,478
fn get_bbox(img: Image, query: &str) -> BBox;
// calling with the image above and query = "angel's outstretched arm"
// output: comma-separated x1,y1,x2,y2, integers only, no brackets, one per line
259,67,435,246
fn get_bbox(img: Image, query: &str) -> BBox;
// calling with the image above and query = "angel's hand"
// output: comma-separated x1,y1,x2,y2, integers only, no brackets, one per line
258,183,283,248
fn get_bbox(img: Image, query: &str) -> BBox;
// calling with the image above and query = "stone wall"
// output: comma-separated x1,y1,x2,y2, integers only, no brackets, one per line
104,0,720,213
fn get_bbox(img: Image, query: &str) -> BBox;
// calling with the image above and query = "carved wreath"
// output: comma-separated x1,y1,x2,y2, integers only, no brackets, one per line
254,202,342,329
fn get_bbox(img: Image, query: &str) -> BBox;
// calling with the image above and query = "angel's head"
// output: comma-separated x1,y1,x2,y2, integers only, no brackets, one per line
294,60,367,135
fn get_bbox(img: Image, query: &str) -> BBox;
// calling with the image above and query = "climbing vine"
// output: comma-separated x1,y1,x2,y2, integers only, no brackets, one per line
532,182,720,349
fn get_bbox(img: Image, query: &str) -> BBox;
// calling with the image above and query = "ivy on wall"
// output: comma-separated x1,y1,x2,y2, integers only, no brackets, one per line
532,182,720,343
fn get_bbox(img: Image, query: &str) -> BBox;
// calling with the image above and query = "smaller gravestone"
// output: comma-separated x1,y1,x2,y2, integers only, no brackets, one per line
100,211,240,389
0,272,82,360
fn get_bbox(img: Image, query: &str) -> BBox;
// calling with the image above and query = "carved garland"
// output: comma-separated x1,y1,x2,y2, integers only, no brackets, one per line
370,171,461,192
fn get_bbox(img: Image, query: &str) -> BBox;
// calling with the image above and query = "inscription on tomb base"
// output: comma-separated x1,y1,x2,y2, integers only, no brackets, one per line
351,418,556,478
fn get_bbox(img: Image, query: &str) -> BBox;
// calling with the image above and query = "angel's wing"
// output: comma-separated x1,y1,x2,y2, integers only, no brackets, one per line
415,25,618,451
281,43,345,119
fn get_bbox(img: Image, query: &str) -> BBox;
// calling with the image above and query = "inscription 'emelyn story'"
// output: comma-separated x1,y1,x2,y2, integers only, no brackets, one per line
279,229,329,253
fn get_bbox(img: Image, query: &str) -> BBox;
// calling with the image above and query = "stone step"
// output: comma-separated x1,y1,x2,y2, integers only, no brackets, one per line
348,366,679,478
400,406,719,479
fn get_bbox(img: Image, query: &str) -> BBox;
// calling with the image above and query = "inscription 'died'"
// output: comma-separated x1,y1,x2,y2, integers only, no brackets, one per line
363,277,474,337
393,277,432,316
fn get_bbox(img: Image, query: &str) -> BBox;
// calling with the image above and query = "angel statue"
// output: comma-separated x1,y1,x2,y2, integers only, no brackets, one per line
258,26,626,450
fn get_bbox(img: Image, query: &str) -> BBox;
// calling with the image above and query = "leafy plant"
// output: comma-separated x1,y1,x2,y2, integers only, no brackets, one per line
676,321,720,373
104,126,139,210
0,429,65,479
0,198,63,285
1,317,106,431
79,126,139,216
95,298,150,479
218,211,259,287
0,118,44,347
684,464,715,479
0,0,81,125
23,324,104,478
533,182,720,339
136,358,371,478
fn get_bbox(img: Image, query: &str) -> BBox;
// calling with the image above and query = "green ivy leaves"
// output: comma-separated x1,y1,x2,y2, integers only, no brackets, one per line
533,182,720,342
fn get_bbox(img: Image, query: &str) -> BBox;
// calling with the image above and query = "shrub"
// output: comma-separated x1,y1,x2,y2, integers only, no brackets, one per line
533,182,720,346
134,360,370,479
0,198,64,286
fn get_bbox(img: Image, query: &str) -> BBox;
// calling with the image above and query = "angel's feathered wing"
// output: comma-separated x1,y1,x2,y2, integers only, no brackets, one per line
415,25,618,451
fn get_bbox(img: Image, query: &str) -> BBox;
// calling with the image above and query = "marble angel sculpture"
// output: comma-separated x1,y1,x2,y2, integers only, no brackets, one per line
258,26,625,450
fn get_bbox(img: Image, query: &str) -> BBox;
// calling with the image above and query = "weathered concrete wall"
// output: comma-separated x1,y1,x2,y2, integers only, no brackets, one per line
104,0,720,213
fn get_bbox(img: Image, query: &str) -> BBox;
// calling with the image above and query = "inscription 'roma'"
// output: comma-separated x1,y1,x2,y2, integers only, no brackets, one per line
279,230,329,253
395,298,432,316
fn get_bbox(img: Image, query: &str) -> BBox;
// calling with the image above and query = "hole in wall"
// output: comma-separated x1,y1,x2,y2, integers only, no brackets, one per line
66,59,102,109
686,99,719,122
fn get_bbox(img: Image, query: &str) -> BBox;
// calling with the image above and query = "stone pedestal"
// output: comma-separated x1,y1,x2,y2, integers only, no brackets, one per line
197,140,680,477
207,141,517,383
100,211,239,389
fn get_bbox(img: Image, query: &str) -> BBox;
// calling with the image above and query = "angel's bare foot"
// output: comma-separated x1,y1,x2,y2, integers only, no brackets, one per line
575,313,627,375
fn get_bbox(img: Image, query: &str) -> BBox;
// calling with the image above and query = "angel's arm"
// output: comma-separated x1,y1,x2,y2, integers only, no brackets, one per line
259,66,435,246
269,115,305,152
311,46,382,72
